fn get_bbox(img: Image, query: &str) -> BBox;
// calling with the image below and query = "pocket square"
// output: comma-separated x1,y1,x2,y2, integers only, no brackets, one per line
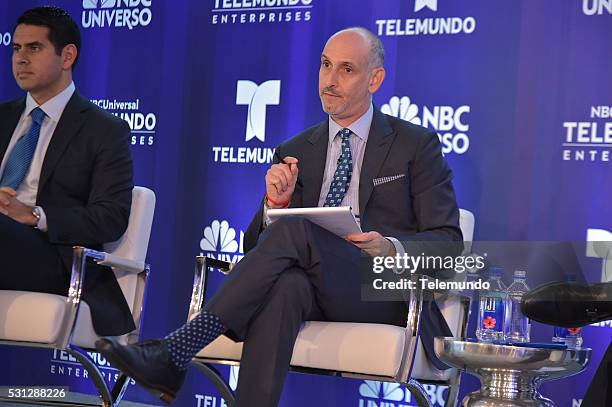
373,174,406,187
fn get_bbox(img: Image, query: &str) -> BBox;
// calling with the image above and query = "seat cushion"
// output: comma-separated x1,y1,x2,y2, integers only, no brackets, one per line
0,290,125,349
199,295,465,381
199,321,406,377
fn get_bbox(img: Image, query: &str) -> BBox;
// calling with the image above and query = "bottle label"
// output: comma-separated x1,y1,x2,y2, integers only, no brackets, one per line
554,327,582,337
481,297,504,331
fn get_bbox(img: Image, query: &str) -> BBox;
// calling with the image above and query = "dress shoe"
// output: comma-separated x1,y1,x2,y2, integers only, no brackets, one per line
96,337,186,404
521,282,612,327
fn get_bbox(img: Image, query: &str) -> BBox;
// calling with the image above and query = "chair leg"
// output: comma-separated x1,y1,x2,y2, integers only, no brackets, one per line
405,379,433,407
191,360,236,407
444,383,460,407
67,346,113,407
110,372,130,406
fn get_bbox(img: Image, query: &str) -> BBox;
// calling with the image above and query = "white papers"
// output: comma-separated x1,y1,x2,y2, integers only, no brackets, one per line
267,206,361,237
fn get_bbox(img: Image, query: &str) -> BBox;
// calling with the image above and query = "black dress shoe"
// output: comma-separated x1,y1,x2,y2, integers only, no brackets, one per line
521,282,612,327
96,337,186,404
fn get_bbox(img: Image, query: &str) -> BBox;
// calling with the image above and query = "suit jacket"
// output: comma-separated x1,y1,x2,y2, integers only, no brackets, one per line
0,92,135,336
245,108,462,253
243,108,463,369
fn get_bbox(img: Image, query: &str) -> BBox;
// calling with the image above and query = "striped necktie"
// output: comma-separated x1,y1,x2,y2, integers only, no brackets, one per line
0,107,46,190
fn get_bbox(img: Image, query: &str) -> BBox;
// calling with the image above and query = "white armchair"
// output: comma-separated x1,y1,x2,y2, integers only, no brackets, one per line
0,186,156,407
188,209,475,407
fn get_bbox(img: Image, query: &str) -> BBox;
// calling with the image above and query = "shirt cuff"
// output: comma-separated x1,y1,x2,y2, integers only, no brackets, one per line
386,236,405,273
36,206,48,232
262,204,277,228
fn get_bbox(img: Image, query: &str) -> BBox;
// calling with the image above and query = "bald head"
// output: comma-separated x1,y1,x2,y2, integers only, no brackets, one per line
326,27,385,69
319,26,386,127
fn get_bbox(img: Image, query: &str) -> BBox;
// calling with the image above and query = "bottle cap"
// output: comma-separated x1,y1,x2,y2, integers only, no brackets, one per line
514,270,526,278
489,266,503,277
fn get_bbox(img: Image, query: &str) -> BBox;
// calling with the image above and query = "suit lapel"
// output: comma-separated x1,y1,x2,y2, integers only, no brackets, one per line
38,92,89,194
0,99,26,161
359,108,395,212
300,121,329,207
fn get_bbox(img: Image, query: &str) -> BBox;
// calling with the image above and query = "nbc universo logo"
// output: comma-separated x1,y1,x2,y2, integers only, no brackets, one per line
236,80,281,143
83,0,116,8
200,220,242,254
414,0,438,12
359,380,407,402
381,96,422,125
381,95,471,155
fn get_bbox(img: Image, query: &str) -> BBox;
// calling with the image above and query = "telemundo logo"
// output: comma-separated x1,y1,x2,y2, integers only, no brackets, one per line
82,0,153,30
236,80,281,143
211,80,280,165
1,32,11,46
381,95,471,155
376,0,476,37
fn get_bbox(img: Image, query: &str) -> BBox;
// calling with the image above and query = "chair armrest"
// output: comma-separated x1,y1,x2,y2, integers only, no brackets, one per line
97,253,145,274
58,246,148,348
187,256,234,320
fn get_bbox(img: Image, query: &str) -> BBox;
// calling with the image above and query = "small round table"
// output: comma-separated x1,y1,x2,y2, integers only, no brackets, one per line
434,337,591,407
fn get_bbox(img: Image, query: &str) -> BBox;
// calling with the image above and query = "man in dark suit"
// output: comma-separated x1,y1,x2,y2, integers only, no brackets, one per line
97,27,462,405
0,6,134,336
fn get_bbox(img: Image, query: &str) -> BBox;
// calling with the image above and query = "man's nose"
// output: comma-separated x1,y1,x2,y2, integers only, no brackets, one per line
13,50,29,64
324,69,338,88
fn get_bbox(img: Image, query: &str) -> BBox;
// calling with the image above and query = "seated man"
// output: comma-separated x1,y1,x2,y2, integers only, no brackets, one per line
0,6,134,336
97,27,462,405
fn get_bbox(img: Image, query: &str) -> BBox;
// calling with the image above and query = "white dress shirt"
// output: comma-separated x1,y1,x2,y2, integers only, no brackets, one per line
0,81,76,230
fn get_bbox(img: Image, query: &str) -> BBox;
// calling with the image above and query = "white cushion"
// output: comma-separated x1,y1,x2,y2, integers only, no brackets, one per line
0,290,127,348
199,295,464,380
199,322,406,377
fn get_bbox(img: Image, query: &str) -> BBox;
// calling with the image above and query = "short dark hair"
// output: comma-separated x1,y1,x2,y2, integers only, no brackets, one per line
16,6,81,69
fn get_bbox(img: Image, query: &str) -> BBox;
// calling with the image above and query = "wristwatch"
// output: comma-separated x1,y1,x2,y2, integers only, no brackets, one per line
31,206,41,226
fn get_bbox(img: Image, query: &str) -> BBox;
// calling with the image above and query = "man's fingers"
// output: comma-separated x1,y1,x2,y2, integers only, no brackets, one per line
282,156,298,164
0,187,16,197
267,174,286,192
346,232,373,242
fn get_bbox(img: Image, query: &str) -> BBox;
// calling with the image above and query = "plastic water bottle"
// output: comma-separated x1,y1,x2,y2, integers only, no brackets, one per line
552,274,583,348
476,266,507,342
505,270,531,343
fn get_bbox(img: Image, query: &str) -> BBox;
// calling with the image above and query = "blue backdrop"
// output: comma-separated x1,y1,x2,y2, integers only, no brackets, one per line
1,1,611,406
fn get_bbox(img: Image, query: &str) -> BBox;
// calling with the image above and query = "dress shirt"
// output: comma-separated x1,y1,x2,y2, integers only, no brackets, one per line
0,81,76,230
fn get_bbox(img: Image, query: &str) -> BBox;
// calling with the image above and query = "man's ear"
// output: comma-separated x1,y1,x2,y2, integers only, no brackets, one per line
368,67,385,94
61,44,77,70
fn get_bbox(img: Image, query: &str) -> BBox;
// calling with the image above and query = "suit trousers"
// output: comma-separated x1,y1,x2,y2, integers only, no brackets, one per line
582,341,612,407
205,216,409,406
0,213,68,294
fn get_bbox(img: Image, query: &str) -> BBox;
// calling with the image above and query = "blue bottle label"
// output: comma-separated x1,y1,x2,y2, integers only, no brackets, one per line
481,297,504,331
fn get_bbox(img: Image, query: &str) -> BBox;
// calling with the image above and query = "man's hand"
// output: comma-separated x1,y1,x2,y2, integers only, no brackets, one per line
0,187,37,226
265,156,299,208
347,231,397,257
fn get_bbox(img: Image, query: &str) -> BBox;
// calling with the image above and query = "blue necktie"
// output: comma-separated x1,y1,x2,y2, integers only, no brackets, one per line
0,107,46,190
324,128,353,207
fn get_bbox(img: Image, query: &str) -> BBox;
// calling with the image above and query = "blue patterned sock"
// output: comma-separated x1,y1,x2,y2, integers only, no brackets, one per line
163,310,226,370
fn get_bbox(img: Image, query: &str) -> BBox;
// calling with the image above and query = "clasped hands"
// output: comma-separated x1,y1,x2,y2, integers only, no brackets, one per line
0,187,37,226
265,156,396,257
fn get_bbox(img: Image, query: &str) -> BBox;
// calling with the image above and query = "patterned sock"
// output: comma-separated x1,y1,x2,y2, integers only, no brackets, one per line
163,310,226,370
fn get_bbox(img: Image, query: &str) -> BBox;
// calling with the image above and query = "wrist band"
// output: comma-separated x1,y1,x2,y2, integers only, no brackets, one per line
265,192,289,208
